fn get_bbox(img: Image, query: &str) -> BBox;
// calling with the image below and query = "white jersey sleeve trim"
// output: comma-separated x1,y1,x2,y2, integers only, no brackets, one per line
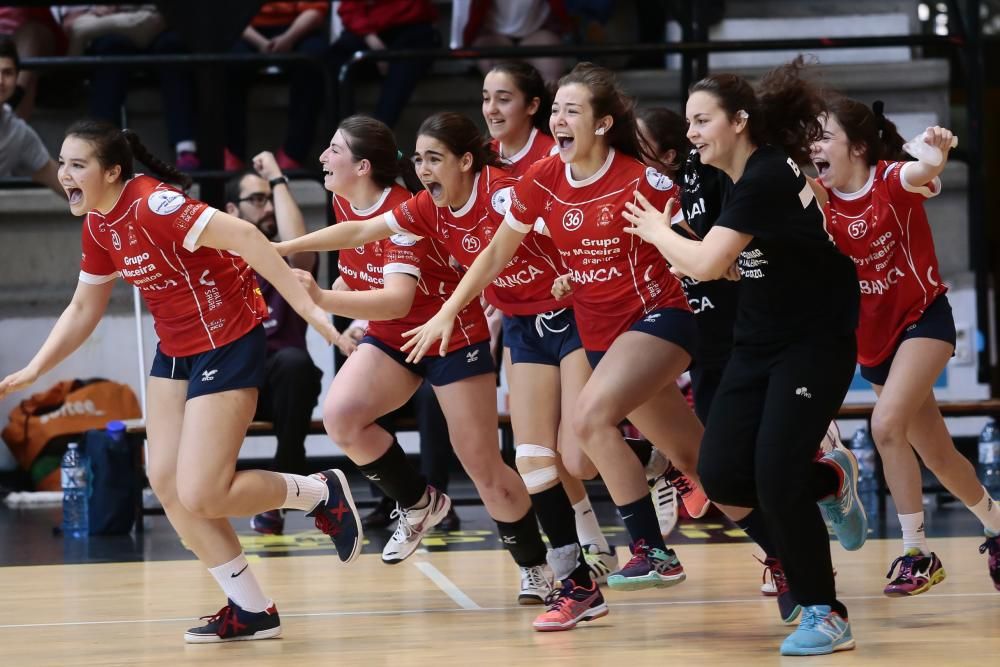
79,270,119,285
504,210,533,234
383,211,424,241
899,161,942,199
383,262,421,278
182,206,219,252
670,208,685,226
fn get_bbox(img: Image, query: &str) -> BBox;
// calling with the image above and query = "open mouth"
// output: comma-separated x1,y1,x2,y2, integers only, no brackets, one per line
556,134,574,152
425,182,444,199
67,188,83,206
813,160,831,182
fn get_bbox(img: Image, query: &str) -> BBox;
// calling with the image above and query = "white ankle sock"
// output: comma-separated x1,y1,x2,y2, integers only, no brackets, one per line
967,487,1000,536
898,511,929,554
208,552,270,613
280,473,328,512
573,497,609,551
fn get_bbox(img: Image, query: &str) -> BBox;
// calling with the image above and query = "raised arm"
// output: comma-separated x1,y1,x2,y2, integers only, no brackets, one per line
275,215,395,256
296,269,417,322
901,125,956,188
0,279,114,399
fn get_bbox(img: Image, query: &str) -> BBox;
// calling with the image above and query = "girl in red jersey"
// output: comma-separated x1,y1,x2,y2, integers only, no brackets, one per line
403,63,707,596
811,99,1000,594
0,121,363,644
483,59,620,584
623,61,865,656
280,113,608,621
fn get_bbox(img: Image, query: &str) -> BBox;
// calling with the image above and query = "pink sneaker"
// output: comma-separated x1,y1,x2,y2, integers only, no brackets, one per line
532,579,608,631
664,464,711,518
276,148,302,171
980,534,1000,591
884,549,946,597
224,148,245,172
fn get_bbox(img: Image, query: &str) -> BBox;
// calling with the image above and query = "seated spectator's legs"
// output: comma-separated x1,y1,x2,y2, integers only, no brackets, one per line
223,36,259,164
283,30,328,165
148,30,197,158
255,347,323,476
7,15,58,119
86,33,139,126
374,22,440,128
324,30,367,125
519,29,566,84
470,33,514,77
415,381,453,493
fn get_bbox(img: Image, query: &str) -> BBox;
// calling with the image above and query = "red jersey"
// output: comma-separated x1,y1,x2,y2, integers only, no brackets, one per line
823,160,947,366
384,166,565,316
333,187,489,351
490,128,558,179
505,150,689,351
78,175,267,357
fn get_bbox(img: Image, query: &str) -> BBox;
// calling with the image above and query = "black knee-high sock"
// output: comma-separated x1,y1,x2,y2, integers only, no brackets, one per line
618,495,667,551
495,508,547,567
532,485,592,585
356,439,426,509
736,510,779,559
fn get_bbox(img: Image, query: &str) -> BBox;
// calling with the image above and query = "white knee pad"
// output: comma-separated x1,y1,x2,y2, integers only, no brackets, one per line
515,443,558,489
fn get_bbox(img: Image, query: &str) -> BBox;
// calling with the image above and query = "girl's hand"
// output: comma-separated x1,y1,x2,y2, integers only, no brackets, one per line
922,125,956,153
623,192,677,245
723,262,742,281
292,268,321,302
551,273,575,300
400,308,456,363
0,367,39,400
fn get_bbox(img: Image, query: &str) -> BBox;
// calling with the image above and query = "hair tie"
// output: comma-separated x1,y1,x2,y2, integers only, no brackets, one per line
397,150,403,160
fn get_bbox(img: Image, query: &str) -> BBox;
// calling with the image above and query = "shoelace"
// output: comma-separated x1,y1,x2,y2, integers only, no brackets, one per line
389,506,416,541
542,580,575,610
664,466,695,499
885,553,919,580
796,606,822,631
754,555,790,596
621,540,652,570
314,513,341,537
199,604,233,625
980,535,1000,557
522,565,549,590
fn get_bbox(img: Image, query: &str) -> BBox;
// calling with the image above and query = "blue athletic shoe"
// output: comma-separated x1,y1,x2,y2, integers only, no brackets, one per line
306,469,362,563
817,448,868,551
184,599,281,643
779,605,855,656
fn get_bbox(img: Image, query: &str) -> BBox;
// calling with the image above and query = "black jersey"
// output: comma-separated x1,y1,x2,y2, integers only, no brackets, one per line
715,146,859,346
677,150,739,367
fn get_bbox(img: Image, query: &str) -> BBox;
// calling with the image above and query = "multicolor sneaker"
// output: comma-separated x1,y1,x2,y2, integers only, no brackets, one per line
583,543,618,585
779,605,855,656
650,475,679,537
250,509,285,535
664,464,711,519
817,448,868,551
519,564,553,605
884,549,946,596
606,539,686,591
532,579,609,632
981,533,1000,591
306,469,362,563
755,555,800,623
382,486,451,565
184,599,281,643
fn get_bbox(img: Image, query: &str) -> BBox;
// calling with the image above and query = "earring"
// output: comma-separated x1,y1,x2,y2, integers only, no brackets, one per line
595,127,606,136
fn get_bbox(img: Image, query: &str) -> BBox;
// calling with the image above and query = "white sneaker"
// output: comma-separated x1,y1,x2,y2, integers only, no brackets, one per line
644,445,669,481
650,475,679,538
381,486,451,565
583,543,619,585
518,563,553,605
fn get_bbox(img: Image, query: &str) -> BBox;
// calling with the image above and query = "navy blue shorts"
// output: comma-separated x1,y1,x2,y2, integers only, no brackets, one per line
860,294,956,386
502,308,583,366
585,308,698,369
361,336,495,386
150,325,267,400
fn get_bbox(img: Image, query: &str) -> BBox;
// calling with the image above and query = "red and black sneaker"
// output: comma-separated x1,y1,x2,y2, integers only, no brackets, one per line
306,468,362,563
184,599,281,643
756,555,801,624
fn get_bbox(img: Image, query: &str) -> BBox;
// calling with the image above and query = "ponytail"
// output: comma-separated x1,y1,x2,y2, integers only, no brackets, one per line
122,128,193,190
65,120,192,189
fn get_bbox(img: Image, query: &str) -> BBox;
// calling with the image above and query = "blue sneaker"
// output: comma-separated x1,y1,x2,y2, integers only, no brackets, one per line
606,539,686,591
184,599,281,643
779,605,855,656
817,448,868,551
306,469,362,563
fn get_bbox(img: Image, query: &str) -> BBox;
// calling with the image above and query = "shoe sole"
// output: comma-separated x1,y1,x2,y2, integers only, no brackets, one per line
326,469,363,564
780,638,855,656
533,603,609,631
606,571,686,592
683,497,711,519
884,568,946,597
184,626,282,643
518,593,547,605
382,493,452,565
782,604,802,624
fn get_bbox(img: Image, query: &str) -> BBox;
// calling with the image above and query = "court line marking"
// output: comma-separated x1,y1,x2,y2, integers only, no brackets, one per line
1,590,994,630
413,561,481,609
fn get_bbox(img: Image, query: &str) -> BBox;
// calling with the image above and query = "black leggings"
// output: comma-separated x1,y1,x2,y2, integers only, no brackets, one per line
698,333,856,607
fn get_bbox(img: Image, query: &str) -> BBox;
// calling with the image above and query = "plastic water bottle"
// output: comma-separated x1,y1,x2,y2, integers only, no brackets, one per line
107,420,126,450
851,427,878,494
978,420,1000,495
61,442,89,538
902,131,958,166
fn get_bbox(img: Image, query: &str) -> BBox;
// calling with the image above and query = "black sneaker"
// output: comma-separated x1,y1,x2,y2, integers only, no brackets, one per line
438,505,461,532
250,509,285,535
306,469,362,563
361,496,396,530
184,599,281,643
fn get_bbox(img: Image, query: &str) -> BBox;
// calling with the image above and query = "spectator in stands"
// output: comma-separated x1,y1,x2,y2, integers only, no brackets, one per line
0,36,64,198
52,5,201,170
452,0,570,83
222,152,324,535
329,0,441,128
224,2,329,172
0,8,63,119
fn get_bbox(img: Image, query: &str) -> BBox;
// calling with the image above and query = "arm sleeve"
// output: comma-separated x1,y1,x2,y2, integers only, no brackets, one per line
137,186,217,252
889,161,941,202
384,191,436,241
711,173,776,240
79,219,119,284
383,235,426,279
504,175,543,234
11,120,51,176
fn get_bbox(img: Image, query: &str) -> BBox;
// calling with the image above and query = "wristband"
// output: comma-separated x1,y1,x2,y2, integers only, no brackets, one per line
269,175,289,188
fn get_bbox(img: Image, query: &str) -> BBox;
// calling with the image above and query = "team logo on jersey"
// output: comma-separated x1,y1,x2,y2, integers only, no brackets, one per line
127,223,138,246
147,189,186,216
390,233,417,247
544,199,553,212
645,167,673,191
461,233,481,253
848,220,868,240
354,246,365,254
111,230,122,250
491,186,512,215
562,208,584,231
597,204,614,227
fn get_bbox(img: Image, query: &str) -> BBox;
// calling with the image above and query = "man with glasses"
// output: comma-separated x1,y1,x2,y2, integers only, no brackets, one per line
224,153,323,535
